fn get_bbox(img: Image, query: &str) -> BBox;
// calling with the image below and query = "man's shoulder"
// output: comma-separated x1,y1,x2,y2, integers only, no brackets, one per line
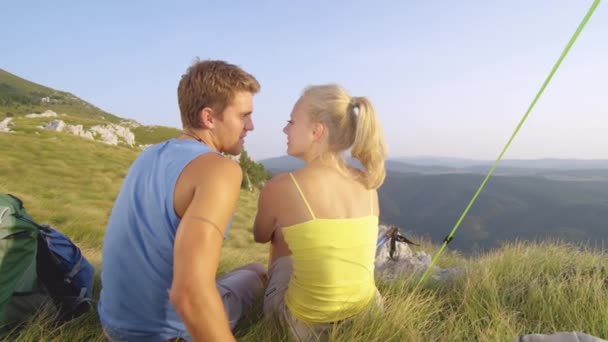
192,153,241,171
131,139,171,162
187,153,242,185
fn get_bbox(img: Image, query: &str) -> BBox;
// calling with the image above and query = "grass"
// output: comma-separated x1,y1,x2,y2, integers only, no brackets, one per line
0,68,121,122
1,126,608,341
129,125,182,146
1,68,183,143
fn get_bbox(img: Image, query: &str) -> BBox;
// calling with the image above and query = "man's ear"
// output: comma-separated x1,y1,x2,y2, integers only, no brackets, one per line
198,107,216,129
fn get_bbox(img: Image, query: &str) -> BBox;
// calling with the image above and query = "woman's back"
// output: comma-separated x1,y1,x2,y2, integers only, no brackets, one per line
274,165,379,323
275,165,379,227
254,84,387,337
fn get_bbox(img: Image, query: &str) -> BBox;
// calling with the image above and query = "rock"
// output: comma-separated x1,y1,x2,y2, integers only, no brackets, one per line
90,124,135,146
109,124,135,146
90,125,119,145
38,117,137,147
516,332,607,342
64,124,94,140
374,224,466,283
0,118,14,133
45,120,66,131
25,110,58,118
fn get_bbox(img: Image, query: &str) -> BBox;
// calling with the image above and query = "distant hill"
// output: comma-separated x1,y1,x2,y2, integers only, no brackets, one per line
0,68,123,122
258,155,305,174
261,155,608,181
380,171,608,254
260,156,452,175
393,156,608,170
392,157,608,181
261,155,608,254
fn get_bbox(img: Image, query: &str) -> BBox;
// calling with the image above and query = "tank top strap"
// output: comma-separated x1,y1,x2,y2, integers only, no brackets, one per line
288,173,316,220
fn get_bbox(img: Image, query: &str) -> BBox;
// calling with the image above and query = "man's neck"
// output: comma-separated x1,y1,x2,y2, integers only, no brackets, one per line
181,129,219,151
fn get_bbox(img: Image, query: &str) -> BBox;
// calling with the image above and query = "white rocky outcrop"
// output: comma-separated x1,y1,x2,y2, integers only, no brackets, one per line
90,125,119,145
43,120,135,146
65,124,94,140
26,110,59,118
0,118,14,133
45,120,65,131
374,225,466,283
90,124,135,146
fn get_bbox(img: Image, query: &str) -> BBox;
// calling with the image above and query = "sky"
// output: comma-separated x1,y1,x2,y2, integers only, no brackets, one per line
2,1,606,161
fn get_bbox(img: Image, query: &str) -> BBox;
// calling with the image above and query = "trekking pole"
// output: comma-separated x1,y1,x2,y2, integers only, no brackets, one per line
414,0,602,290
376,225,399,248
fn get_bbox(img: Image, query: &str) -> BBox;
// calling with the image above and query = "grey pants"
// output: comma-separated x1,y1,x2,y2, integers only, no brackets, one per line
103,268,265,341
217,267,265,330
263,256,383,342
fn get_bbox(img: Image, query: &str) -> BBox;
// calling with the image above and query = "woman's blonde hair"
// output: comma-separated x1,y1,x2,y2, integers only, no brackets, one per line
302,84,387,189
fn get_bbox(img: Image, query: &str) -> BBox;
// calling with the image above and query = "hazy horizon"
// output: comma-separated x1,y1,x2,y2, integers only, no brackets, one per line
262,154,608,162
2,1,606,161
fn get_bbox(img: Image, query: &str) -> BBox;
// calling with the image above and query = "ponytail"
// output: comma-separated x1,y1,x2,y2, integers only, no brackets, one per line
301,85,387,189
349,97,387,189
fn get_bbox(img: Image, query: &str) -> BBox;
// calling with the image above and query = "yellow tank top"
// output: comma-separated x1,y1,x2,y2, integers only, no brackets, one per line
282,173,378,323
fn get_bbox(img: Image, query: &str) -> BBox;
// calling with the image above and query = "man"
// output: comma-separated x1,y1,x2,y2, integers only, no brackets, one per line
99,60,266,342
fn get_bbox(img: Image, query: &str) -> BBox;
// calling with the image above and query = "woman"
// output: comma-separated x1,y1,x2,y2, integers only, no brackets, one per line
253,84,387,341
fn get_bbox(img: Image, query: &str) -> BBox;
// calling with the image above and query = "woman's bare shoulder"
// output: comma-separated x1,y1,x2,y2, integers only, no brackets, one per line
345,165,366,178
270,172,292,184
261,172,292,195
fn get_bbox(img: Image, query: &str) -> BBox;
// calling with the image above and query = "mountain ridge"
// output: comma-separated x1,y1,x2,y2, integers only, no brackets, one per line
0,68,123,122
260,156,608,254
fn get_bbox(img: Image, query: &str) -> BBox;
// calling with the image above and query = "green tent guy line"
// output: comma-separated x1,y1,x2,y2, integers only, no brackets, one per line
415,0,602,289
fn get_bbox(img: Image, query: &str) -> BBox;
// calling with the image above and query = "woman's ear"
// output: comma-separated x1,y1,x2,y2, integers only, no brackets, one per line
312,122,325,141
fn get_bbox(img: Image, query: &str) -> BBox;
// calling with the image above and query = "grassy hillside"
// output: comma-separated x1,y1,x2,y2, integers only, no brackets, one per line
129,125,183,146
0,68,185,149
5,112,182,149
2,119,608,341
0,69,122,122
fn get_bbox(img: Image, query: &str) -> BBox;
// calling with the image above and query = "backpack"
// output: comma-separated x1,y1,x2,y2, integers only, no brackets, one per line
0,194,94,336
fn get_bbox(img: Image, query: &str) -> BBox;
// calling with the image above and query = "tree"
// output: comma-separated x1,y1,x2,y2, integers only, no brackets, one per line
238,150,271,190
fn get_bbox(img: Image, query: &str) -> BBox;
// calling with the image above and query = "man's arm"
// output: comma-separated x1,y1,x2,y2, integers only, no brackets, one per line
170,154,242,342
253,175,283,243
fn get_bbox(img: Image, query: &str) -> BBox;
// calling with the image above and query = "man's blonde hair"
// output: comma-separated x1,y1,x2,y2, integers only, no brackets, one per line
178,59,260,128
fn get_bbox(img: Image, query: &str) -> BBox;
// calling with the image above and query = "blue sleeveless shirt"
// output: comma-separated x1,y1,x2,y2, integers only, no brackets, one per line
98,138,232,342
